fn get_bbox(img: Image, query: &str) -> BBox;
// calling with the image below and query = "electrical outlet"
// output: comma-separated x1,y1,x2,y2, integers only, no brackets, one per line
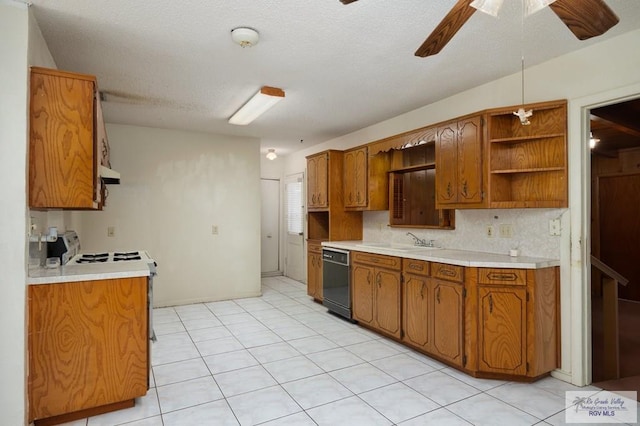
212,225,219,235
549,219,561,236
107,226,115,237
486,225,495,238
499,224,513,238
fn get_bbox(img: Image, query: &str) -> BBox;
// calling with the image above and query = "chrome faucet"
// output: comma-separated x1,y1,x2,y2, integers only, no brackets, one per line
406,232,434,247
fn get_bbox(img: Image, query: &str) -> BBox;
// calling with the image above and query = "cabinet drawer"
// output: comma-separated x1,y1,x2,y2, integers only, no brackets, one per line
402,259,429,276
308,241,323,254
432,262,464,283
478,268,526,286
353,251,401,270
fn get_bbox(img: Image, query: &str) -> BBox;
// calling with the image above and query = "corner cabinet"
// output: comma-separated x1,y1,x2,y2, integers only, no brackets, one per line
435,115,485,209
471,267,559,378
486,100,568,208
28,277,149,424
29,67,104,210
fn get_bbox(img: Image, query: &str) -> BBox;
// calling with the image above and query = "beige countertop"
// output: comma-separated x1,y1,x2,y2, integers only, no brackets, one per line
321,241,559,269
28,261,151,285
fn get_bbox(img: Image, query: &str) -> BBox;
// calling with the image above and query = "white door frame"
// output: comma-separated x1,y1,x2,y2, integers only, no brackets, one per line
563,82,640,386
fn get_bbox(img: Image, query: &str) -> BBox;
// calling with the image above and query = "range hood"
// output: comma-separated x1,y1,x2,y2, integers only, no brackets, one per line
100,165,121,184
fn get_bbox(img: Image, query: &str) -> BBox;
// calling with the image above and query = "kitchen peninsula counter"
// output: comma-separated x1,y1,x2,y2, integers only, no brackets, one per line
28,261,151,285
321,240,559,269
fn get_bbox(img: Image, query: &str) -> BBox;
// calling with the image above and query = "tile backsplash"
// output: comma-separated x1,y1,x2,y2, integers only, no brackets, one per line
363,208,567,259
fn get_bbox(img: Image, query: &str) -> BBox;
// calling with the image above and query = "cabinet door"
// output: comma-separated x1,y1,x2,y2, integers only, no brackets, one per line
316,153,329,208
352,264,375,325
478,286,527,375
436,123,458,204
402,273,431,351
29,69,98,209
344,149,357,208
314,253,323,300
307,251,318,298
28,278,148,421
374,269,401,338
457,116,482,203
354,147,368,207
307,156,318,208
432,280,464,366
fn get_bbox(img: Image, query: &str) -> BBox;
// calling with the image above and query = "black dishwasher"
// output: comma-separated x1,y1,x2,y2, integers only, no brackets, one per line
322,248,351,320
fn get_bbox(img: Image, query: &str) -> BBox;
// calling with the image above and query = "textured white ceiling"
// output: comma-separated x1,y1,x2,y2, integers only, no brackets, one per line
29,0,640,156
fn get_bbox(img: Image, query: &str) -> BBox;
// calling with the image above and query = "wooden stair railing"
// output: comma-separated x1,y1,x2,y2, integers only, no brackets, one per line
591,255,629,380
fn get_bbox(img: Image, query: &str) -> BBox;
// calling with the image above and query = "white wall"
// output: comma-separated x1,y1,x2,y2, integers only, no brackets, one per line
284,29,640,385
1,2,59,422
0,3,29,424
77,124,262,306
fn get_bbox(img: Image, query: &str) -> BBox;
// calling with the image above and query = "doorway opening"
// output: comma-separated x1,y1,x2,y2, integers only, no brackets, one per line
589,97,640,394
261,178,281,277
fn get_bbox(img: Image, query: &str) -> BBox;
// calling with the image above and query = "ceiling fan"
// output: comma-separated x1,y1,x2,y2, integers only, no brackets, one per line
339,0,619,57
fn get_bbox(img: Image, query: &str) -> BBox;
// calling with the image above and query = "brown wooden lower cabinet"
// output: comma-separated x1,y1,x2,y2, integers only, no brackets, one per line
307,241,323,301
28,277,149,424
351,251,559,381
351,251,402,339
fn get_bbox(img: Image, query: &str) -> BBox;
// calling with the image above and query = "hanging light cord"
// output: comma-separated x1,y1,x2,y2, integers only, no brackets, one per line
521,0,525,107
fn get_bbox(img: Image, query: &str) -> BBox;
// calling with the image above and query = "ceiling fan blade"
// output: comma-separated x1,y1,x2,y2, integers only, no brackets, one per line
415,0,476,57
548,0,619,40
339,0,358,4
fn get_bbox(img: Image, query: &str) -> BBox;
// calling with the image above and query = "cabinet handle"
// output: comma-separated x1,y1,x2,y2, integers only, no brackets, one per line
447,182,452,198
318,193,322,204
487,272,518,281
438,268,456,277
376,273,381,287
437,287,441,304
461,180,468,197
420,282,425,300
409,263,421,271
357,191,361,203
489,294,493,314
310,257,314,267
367,272,371,285
348,192,353,203
312,194,316,204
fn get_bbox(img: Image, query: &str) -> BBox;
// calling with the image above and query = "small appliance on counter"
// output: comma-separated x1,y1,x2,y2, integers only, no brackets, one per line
47,230,81,265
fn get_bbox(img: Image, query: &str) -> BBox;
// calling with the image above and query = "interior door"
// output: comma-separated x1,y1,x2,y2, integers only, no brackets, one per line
261,179,280,274
285,173,305,282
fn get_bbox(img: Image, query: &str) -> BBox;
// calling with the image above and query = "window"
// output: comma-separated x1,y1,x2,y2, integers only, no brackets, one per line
286,178,303,235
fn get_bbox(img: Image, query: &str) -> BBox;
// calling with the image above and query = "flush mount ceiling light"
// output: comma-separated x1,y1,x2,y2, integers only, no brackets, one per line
470,0,557,17
266,149,277,160
228,86,285,126
231,27,259,48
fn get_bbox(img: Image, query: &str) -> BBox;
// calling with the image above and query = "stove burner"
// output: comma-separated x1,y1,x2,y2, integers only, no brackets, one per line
114,251,140,257
77,257,109,263
113,255,142,261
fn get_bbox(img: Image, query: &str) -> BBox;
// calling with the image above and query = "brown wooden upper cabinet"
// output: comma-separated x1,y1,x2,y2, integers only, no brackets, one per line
307,152,329,210
486,100,568,208
29,67,104,210
435,115,485,209
343,146,391,211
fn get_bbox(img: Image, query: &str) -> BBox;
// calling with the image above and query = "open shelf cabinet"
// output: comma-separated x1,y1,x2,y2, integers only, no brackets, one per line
486,100,567,208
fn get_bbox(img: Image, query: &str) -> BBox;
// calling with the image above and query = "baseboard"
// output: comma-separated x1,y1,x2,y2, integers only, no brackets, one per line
261,271,283,277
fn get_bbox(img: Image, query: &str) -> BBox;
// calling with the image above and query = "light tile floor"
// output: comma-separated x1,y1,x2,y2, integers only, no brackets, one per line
62,276,638,426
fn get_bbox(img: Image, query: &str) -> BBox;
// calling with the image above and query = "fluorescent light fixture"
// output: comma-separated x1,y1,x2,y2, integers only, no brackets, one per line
266,149,277,160
228,86,285,125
